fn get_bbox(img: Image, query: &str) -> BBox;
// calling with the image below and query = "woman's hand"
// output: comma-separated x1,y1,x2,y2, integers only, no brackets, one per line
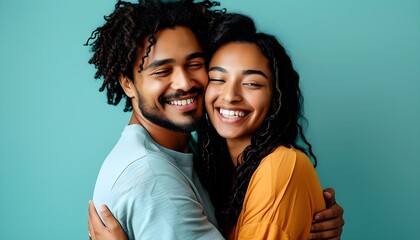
88,201,128,240
309,188,345,240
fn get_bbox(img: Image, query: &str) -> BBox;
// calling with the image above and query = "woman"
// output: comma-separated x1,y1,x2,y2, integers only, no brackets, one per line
88,13,343,240
196,13,325,239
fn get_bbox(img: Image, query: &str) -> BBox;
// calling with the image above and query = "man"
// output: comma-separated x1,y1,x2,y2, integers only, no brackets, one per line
86,1,344,239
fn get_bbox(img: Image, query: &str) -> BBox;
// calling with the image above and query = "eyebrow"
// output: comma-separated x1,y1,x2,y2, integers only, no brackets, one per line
209,66,269,79
208,66,227,73
186,52,205,61
242,69,268,79
143,52,204,70
144,59,175,70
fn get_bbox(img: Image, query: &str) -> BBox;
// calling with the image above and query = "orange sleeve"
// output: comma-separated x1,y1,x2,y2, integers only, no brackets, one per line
230,146,326,240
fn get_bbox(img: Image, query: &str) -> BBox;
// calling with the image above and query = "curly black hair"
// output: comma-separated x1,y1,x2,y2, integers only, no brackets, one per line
195,13,318,234
85,0,223,112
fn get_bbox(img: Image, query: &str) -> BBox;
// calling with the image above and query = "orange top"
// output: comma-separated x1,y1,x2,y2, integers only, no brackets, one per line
228,146,326,240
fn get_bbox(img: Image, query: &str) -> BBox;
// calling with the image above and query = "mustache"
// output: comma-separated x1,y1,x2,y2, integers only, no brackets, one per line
159,87,204,104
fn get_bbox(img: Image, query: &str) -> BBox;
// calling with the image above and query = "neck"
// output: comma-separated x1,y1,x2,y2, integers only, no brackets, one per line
226,137,251,167
128,114,190,153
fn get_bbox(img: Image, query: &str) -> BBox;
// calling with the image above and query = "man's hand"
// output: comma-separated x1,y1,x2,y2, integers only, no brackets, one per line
309,188,345,239
88,200,128,240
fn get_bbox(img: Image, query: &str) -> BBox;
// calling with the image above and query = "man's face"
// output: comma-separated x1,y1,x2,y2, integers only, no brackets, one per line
127,26,208,133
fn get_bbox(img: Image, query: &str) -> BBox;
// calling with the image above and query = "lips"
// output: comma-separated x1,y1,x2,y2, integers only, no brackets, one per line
160,87,203,105
169,97,194,106
165,95,199,112
219,108,247,118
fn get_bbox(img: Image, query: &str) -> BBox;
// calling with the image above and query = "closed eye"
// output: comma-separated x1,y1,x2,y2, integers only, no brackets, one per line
209,78,225,83
152,69,172,77
242,82,263,87
187,62,204,69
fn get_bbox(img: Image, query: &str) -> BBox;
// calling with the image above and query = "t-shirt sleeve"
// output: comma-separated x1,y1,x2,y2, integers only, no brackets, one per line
235,148,325,240
110,158,225,240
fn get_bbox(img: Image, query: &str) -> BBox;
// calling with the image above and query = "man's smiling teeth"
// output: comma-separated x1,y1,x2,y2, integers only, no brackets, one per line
169,98,194,106
220,108,245,118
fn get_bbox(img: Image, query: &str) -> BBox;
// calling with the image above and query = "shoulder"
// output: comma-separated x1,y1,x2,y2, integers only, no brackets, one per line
257,146,315,176
247,147,296,193
238,146,324,239
105,124,188,181
96,127,190,195
110,152,191,194
248,146,318,197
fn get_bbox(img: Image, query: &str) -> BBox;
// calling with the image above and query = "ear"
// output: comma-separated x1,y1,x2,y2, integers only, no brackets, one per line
118,72,136,98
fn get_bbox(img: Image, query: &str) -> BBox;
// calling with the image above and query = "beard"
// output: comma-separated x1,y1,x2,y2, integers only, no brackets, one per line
137,91,200,133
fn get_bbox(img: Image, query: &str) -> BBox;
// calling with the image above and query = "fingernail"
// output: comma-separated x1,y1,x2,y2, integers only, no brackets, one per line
100,205,106,212
314,214,320,221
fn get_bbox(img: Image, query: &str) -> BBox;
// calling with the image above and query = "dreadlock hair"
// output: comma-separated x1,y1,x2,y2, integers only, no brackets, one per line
196,13,318,234
85,0,223,112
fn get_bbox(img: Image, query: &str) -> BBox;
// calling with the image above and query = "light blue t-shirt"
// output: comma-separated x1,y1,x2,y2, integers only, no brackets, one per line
93,124,223,240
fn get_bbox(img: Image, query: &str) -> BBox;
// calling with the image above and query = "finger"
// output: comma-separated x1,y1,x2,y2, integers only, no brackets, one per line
322,188,336,207
88,219,95,240
323,188,335,200
99,204,120,230
309,227,342,239
313,203,343,223
89,200,106,230
311,216,343,232
88,208,96,240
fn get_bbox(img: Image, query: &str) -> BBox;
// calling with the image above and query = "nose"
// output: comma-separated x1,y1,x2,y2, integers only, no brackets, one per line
222,82,241,103
171,68,194,91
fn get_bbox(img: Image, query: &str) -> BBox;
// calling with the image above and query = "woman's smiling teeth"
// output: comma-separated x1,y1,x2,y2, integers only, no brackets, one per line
219,108,246,118
169,98,194,106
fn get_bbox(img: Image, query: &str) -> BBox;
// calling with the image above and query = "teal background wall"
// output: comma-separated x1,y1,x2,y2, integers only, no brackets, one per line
0,0,418,239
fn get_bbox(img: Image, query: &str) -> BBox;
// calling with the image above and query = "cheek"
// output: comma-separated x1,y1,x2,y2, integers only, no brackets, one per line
252,99,271,131
204,89,214,109
139,80,164,94
193,69,209,86
253,93,272,117
204,86,221,114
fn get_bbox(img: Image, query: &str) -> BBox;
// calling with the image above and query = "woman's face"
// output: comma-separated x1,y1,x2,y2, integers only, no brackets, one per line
205,42,273,143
